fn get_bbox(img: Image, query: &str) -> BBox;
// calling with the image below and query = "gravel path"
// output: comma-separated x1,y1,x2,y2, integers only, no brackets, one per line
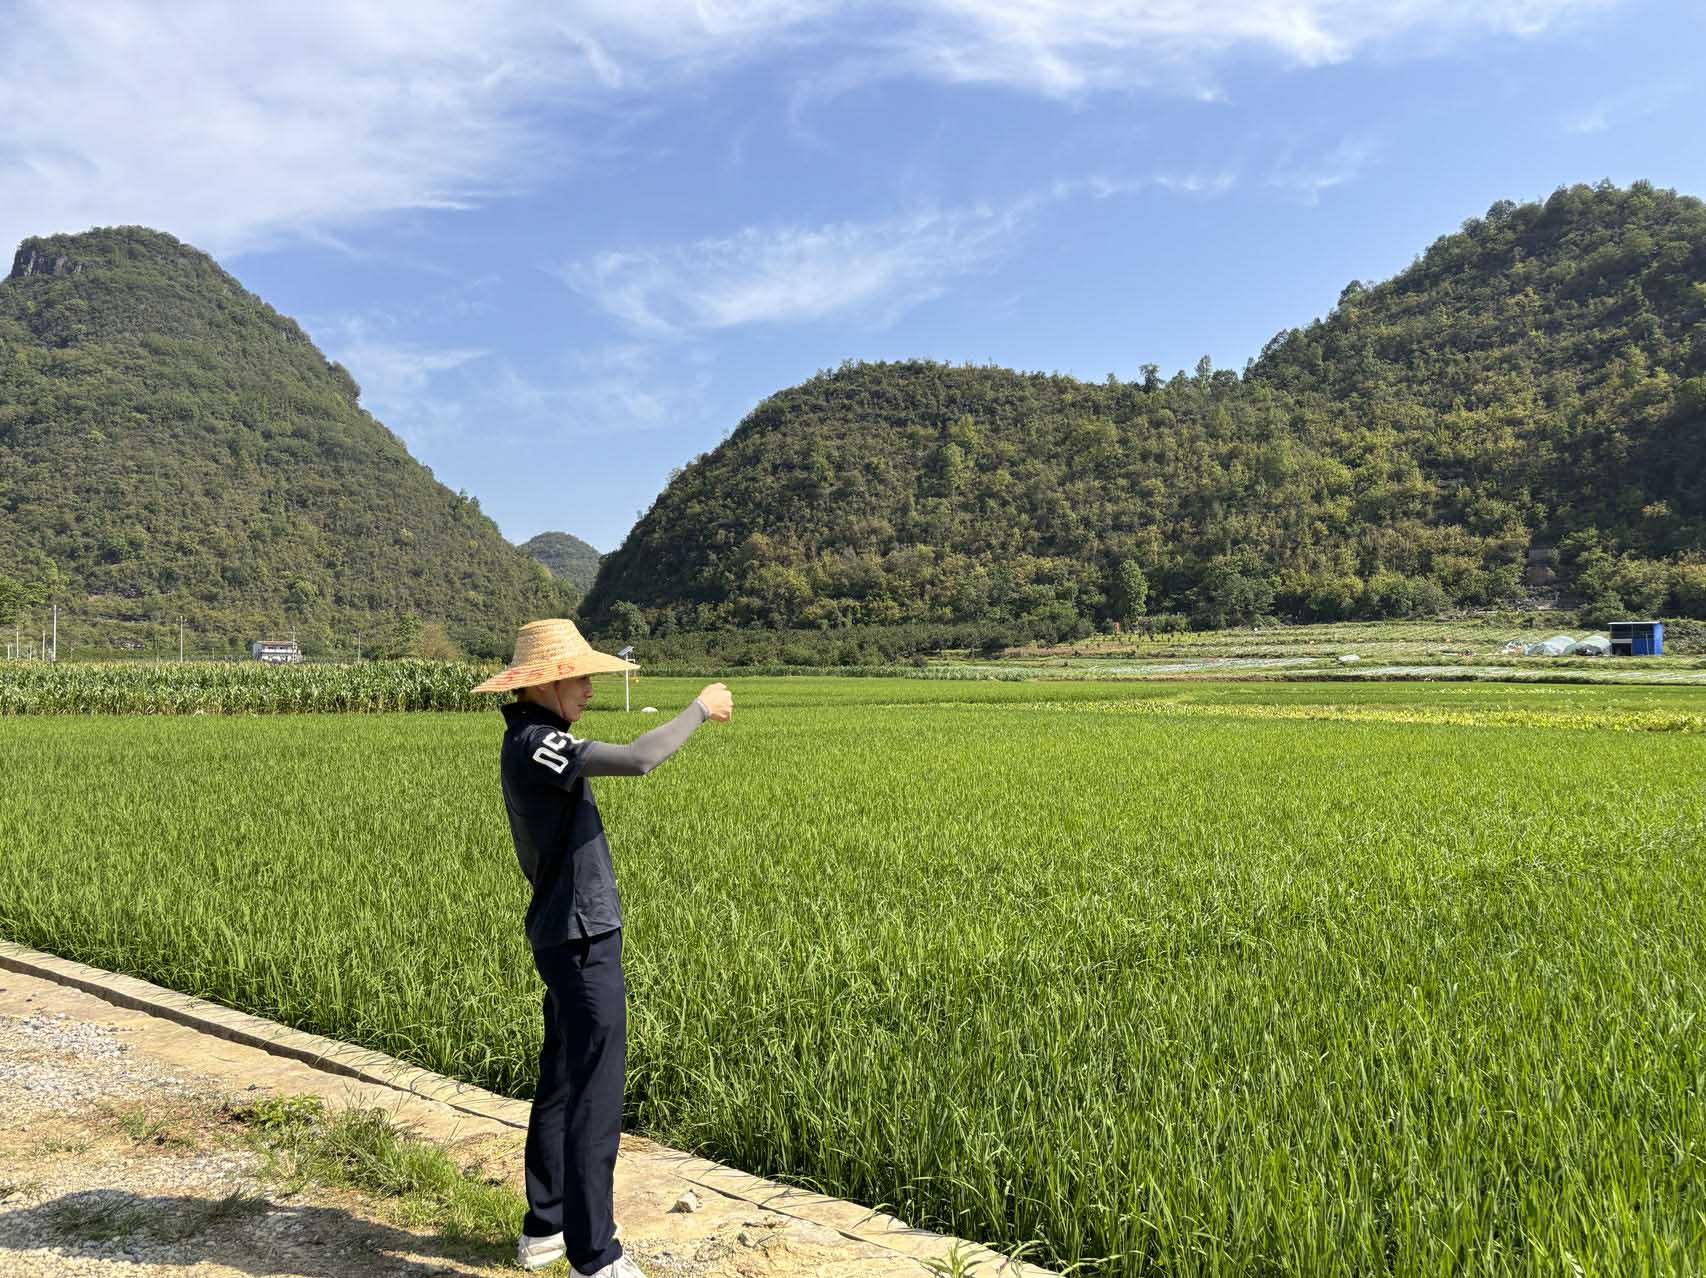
0,999,528,1277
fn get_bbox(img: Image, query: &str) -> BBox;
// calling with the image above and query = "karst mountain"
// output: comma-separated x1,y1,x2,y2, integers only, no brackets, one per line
0,228,574,658
581,181,1705,633
4,183,1703,656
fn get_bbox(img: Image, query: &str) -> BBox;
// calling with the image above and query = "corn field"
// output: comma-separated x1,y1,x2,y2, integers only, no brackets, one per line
0,659,493,714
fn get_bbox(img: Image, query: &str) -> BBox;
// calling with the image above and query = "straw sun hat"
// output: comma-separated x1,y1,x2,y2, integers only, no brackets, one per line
472,618,638,695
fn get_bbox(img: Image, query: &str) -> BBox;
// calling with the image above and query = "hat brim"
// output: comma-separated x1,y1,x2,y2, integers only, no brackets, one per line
472,651,638,694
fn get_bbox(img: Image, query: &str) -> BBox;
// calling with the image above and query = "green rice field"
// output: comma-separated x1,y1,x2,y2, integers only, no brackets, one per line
3,677,1704,1276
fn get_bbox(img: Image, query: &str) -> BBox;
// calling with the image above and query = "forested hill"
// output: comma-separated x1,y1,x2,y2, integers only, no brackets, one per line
1249,180,1706,556
0,227,573,659
582,182,1706,635
519,531,602,593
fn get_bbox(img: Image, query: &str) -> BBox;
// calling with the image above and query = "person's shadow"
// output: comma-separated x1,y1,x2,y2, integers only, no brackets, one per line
0,1189,513,1275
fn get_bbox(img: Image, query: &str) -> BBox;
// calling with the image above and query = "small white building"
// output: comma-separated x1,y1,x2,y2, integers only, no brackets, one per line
251,639,302,664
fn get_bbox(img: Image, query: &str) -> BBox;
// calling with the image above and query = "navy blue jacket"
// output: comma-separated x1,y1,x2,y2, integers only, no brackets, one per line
498,697,708,949
499,700,622,947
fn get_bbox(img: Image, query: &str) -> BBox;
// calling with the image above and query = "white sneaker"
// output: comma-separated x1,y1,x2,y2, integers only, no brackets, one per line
573,1255,646,1278
519,1224,625,1273
516,1232,566,1270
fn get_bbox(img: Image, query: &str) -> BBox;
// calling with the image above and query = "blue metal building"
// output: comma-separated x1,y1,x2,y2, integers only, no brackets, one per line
1609,621,1664,656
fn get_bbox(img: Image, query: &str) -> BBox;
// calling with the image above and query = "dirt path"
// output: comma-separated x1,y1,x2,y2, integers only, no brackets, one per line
0,980,516,1277
0,954,1050,1277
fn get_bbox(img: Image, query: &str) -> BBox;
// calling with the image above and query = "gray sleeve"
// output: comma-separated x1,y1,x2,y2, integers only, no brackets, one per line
578,699,709,777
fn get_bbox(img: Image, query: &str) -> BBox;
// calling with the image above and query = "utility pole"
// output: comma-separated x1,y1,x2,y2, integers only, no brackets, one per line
50,604,57,661
618,645,635,711
179,617,185,662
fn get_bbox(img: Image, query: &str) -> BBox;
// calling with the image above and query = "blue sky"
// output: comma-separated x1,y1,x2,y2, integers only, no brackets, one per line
2,1,1702,551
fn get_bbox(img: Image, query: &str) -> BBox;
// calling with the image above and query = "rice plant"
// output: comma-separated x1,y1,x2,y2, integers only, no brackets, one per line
3,677,1703,1275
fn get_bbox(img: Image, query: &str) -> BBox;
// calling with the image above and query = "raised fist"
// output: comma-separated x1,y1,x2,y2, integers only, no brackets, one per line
696,682,733,722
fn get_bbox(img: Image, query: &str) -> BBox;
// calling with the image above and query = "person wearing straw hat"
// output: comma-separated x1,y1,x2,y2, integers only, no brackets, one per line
475,618,731,1277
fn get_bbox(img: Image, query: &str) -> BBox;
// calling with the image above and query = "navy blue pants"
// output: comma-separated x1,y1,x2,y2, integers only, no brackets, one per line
524,927,625,1274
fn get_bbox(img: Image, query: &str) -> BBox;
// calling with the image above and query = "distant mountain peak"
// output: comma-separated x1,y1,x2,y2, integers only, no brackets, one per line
520,531,603,594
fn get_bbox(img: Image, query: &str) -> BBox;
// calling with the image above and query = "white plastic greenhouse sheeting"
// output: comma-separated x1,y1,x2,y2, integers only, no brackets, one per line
1573,635,1611,656
1523,634,1578,656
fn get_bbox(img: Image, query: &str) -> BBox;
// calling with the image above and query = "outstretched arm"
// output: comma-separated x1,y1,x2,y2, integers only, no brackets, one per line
579,683,731,777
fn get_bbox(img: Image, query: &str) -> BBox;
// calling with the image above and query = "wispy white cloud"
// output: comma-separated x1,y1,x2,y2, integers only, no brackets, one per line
559,166,1252,333
492,344,709,441
557,205,1025,333
0,0,825,259
1153,171,1240,196
1563,78,1688,135
0,4,525,259
1264,136,1376,203
309,314,492,449
307,312,702,546
0,0,1613,261
316,308,698,452
320,317,490,389
1565,105,1610,135
816,0,1619,101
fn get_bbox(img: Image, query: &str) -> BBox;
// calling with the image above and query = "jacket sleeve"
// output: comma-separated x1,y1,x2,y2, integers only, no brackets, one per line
517,725,595,789
579,700,709,777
